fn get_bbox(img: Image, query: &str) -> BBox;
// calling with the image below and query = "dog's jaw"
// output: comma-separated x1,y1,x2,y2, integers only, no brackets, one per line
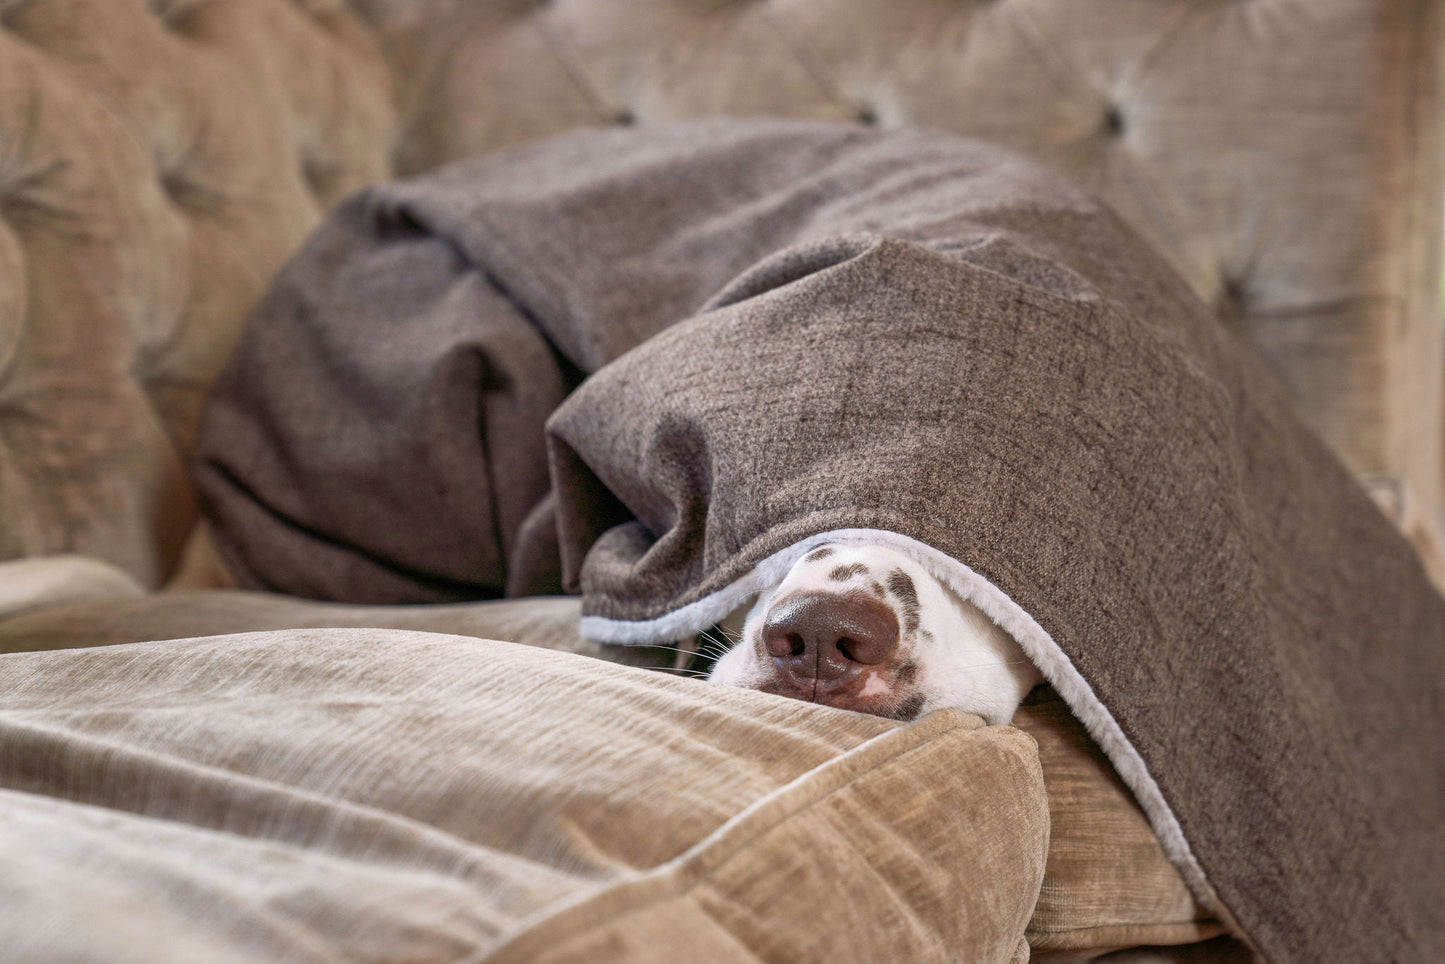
709,544,1040,724
910,577,1041,725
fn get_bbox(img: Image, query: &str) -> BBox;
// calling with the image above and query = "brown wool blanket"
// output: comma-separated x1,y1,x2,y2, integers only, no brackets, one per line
195,120,1445,962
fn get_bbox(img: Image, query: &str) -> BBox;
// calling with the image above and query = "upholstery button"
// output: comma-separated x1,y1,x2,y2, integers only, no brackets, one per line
159,166,221,213
1216,275,1249,317
613,108,636,126
158,167,185,201
856,105,879,126
1103,104,1126,137
301,152,338,201
0,0,38,36
0,159,68,222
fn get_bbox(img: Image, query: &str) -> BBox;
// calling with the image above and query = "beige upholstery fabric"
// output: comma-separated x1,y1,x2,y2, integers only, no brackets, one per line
0,0,1439,585
1017,698,1219,956
0,555,145,621
0,591,1224,958
0,0,392,586
0,584,616,658
0,628,1047,962
0,4,1439,956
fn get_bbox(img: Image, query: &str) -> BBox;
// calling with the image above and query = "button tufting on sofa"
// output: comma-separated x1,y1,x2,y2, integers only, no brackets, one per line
148,0,197,32
0,0,393,586
1216,275,1251,319
157,165,223,214
0,0,35,31
0,159,65,222
299,149,342,202
1,0,1442,592
1102,103,1126,137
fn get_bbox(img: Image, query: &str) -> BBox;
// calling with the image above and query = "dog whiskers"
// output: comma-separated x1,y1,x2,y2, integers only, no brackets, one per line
940,657,1036,670
633,644,700,657
647,666,712,678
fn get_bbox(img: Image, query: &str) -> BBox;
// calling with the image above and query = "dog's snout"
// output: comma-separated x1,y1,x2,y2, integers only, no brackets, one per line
762,591,900,682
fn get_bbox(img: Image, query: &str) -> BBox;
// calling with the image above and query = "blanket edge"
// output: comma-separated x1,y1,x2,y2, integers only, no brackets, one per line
579,526,1248,946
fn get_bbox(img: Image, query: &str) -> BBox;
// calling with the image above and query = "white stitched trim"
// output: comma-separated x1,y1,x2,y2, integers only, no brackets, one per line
578,526,1226,919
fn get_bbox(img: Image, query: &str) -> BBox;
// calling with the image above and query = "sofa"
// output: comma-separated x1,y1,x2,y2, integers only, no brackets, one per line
1,1,1441,961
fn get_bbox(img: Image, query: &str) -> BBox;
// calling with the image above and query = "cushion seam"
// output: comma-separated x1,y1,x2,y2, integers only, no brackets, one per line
482,712,1043,962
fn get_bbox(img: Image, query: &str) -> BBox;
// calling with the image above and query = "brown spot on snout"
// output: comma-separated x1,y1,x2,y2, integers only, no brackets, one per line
829,562,867,582
884,691,927,721
804,545,835,562
886,569,921,634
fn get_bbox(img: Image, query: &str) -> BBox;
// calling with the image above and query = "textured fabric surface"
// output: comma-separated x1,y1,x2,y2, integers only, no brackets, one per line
0,587,1223,955
0,555,145,621
196,121,1445,962
0,589,1219,955
4,0,1443,594
0,628,1046,963
0,0,393,585
0,587,604,657
1018,694,1217,956
198,120,1133,603
355,0,1445,578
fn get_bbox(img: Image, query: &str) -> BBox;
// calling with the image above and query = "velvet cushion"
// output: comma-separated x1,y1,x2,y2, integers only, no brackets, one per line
0,628,1046,962
0,578,1226,958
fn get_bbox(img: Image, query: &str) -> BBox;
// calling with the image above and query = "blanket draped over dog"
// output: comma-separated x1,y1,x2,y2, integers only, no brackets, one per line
195,121,1445,962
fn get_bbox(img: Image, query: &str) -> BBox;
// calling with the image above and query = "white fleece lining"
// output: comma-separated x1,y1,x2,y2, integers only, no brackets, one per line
579,526,1226,920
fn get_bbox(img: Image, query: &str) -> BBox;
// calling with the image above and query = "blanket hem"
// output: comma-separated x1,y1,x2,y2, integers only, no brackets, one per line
579,526,1239,938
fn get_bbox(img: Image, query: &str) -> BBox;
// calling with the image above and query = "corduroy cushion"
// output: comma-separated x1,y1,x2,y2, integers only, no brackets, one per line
0,579,1224,958
1017,695,1220,956
0,628,1047,962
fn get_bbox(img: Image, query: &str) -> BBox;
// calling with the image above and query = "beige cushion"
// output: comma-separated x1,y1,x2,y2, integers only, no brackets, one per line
0,585,605,657
0,555,145,621
1017,697,1220,956
0,591,1225,957
0,628,1046,962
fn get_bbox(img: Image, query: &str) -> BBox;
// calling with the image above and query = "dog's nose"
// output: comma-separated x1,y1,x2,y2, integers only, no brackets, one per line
762,591,900,682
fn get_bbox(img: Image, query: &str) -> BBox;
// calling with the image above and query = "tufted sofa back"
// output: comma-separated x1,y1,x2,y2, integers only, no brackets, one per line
0,0,392,586
1,0,1442,588
368,0,1445,579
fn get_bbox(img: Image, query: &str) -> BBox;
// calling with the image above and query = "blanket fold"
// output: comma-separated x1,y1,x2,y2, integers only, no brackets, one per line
195,120,1445,963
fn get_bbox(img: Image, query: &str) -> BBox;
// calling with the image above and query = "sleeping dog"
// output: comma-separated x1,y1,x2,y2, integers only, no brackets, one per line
706,542,1041,725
